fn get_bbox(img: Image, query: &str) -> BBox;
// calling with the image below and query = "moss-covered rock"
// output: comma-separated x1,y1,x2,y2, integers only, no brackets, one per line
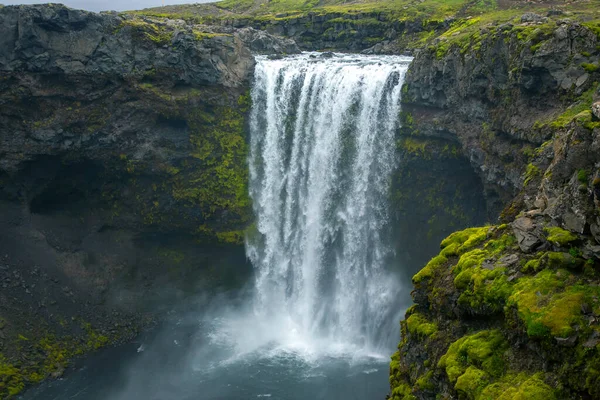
390,221,600,399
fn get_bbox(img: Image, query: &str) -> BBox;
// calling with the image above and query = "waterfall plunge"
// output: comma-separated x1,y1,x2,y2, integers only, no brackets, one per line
245,53,412,356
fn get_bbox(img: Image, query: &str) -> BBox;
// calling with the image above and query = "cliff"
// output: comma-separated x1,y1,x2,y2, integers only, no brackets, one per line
0,5,296,398
1,0,600,399
390,10,600,400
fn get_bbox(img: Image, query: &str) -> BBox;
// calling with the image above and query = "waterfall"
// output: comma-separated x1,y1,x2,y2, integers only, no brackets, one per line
246,53,412,354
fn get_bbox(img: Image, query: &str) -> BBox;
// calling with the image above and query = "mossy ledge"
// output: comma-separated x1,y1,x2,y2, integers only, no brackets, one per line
390,220,600,399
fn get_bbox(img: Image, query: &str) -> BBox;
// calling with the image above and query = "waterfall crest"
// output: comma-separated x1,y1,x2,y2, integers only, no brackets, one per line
247,53,412,354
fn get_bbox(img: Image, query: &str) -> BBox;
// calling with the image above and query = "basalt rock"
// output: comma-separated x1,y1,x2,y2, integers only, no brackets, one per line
391,15,600,400
0,5,294,395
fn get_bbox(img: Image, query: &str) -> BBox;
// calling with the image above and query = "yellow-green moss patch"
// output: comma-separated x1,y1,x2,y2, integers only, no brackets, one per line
405,312,438,338
544,227,577,246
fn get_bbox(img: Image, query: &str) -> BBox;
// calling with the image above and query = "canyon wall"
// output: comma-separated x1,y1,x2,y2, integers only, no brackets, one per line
390,15,600,400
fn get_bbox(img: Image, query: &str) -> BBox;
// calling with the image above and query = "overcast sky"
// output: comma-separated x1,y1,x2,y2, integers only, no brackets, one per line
0,0,216,12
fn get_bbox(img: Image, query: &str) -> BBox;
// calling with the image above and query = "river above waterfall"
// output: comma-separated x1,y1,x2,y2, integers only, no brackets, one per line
20,52,412,400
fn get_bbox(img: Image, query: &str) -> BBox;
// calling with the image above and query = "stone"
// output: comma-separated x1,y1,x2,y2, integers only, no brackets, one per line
497,254,519,267
521,13,547,24
512,217,543,253
235,27,300,55
563,211,586,234
547,9,564,17
555,335,578,347
575,73,589,87
592,102,600,121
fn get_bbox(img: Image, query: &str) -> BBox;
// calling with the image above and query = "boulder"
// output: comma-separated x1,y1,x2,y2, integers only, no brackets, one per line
512,217,544,253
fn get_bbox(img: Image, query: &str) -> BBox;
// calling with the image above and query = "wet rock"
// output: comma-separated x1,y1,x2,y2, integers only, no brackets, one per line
319,51,335,58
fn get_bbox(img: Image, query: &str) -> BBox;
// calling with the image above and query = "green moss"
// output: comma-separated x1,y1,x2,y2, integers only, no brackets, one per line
546,251,583,269
215,230,245,244
550,84,599,129
480,373,556,400
0,322,114,398
415,370,435,391
413,254,447,284
438,330,507,383
455,366,490,399
173,104,251,221
524,163,540,185
521,258,542,274
405,313,438,338
119,18,174,45
0,355,24,397
399,137,430,159
578,169,589,185
192,30,228,41
582,62,600,73
390,382,417,400
544,227,577,246
507,269,600,338
440,227,490,254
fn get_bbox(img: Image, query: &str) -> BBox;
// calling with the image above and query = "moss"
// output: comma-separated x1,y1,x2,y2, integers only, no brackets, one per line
507,269,600,338
582,62,600,73
438,330,507,383
577,169,589,185
0,355,24,397
440,226,490,253
524,163,540,185
192,30,228,41
405,312,438,338
173,104,251,221
521,257,542,274
119,18,174,46
0,321,118,398
415,370,435,391
215,229,245,244
550,84,599,129
480,373,556,400
455,366,490,399
413,254,447,284
544,227,577,246
390,382,417,400
399,137,430,159
546,251,583,269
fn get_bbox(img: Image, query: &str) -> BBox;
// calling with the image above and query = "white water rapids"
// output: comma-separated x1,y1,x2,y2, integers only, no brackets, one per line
245,52,412,357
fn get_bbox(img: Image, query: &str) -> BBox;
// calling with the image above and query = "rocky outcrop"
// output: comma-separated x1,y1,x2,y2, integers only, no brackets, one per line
401,17,600,216
227,11,419,51
0,5,297,397
390,14,600,400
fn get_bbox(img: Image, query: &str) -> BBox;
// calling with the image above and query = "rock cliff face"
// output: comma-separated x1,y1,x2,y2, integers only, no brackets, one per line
390,15,600,400
0,5,297,396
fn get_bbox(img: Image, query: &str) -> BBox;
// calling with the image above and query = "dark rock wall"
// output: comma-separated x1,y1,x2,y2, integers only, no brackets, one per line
390,17,600,400
0,5,299,395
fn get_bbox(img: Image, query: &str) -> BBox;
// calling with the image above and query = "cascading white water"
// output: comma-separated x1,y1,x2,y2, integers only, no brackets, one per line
247,53,412,355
